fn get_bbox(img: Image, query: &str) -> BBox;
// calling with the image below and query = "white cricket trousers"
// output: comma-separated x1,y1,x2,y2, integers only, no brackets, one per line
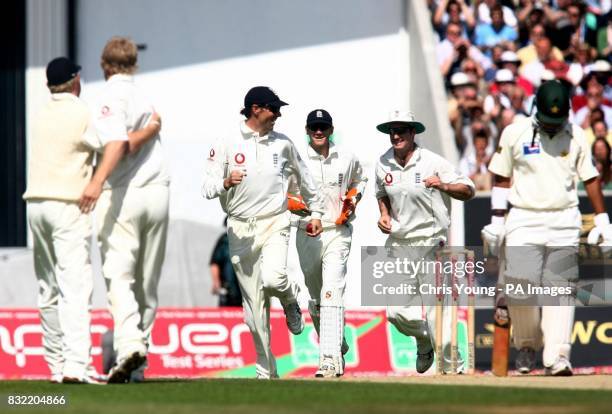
96,184,169,361
504,206,580,367
384,234,457,371
227,212,300,378
27,200,93,379
296,224,351,331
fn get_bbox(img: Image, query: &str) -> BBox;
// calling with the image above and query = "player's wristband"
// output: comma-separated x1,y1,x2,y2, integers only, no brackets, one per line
594,213,610,228
491,186,509,211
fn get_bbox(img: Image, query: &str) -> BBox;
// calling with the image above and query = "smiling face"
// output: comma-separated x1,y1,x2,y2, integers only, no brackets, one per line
388,124,416,154
251,104,281,134
306,123,333,154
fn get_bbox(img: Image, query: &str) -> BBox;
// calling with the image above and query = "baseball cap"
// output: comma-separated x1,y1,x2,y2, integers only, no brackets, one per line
495,68,515,83
46,57,81,86
306,109,333,127
535,80,570,125
244,86,288,108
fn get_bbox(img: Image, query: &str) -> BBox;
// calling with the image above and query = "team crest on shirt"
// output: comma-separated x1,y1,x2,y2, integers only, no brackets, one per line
338,173,344,186
522,142,540,155
384,173,394,185
99,105,112,118
415,172,421,184
273,153,279,167
234,153,246,164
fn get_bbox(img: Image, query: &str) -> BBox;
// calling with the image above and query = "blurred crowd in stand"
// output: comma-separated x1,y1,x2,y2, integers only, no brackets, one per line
428,0,612,191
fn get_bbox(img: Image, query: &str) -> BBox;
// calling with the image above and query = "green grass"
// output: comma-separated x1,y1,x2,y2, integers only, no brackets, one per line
1,379,611,414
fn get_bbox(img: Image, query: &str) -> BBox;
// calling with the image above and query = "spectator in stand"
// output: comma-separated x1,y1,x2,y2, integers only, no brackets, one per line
459,131,493,192
437,22,492,81
461,57,490,95
433,0,476,40
476,0,518,28
458,116,498,160
516,1,547,47
509,84,531,117
494,50,535,96
574,82,612,129
448,72,487,152
592,137,612,188
586,117,612,146
521,35,565,87
484,68,515,119
474,3,519,53
500,107,520,130
517,24,565,68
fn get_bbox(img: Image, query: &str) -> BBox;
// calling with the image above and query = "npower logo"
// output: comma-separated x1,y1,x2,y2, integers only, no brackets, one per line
0,322,251,367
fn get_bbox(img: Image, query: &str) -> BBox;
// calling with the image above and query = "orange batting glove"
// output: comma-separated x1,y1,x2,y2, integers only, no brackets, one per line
287,193,311,217
335,188,361,225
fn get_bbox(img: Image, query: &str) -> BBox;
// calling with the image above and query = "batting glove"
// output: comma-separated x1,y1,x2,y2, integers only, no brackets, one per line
587,213,612,256
481,216,505,257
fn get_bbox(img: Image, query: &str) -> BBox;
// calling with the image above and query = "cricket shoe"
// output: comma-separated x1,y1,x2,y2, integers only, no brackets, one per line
545,357,573,377
282,302,304,335
86,365,108,382
315,355,343,378
515,347,536,374
129,360,147,383
416,348,435,374
107,351,147,384
50,374,63,384
62,375,104,385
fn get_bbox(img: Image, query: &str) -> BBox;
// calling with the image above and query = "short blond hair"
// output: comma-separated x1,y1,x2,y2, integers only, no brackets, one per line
48,76,77,94
100,36,138,78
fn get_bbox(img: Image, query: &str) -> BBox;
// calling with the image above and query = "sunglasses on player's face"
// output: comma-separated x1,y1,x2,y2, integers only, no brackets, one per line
261,104,281,115
389,127,412,136
308,123,331,132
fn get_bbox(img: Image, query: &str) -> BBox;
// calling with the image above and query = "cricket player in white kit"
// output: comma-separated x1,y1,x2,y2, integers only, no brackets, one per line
24,57,158,384
375,111,475,374
289,109,367,377
202,87,324,379
92,37,170,383
482,80,612,376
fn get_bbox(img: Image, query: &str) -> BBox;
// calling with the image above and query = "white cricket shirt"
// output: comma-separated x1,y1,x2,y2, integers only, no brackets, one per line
202,121,324,220
488,116,599,210
375,146,474,240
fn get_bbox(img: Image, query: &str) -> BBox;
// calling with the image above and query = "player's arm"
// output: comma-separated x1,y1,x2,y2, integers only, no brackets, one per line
287,142,323,236
126,112,161,155
424,157,475,201
377,196,392,234
375,163,392,234
202,139,233,199
79,140,127,213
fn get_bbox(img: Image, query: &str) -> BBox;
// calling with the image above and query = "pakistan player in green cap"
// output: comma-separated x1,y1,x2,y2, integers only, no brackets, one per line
482,80,612,376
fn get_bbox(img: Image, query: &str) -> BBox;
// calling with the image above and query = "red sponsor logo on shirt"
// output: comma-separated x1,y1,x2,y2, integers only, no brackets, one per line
209,148,215,159
234,153,245,165
384,173,393,185
100,105,111,117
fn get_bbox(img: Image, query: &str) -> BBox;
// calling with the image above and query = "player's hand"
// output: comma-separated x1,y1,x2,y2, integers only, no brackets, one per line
378,215,392,234
587,213,612,256
223,170,246,189
79,179,103,213
147,112,162,133
306,219,323,237
424,175,448,192
481,222,505,257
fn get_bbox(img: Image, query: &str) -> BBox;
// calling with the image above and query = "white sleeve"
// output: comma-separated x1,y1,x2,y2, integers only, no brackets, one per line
374,161,388,200
94,96,129,145
201,138,228,199
437,155,475,189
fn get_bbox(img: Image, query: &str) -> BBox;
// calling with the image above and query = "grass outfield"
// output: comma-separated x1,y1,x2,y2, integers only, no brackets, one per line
1,379,611,414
